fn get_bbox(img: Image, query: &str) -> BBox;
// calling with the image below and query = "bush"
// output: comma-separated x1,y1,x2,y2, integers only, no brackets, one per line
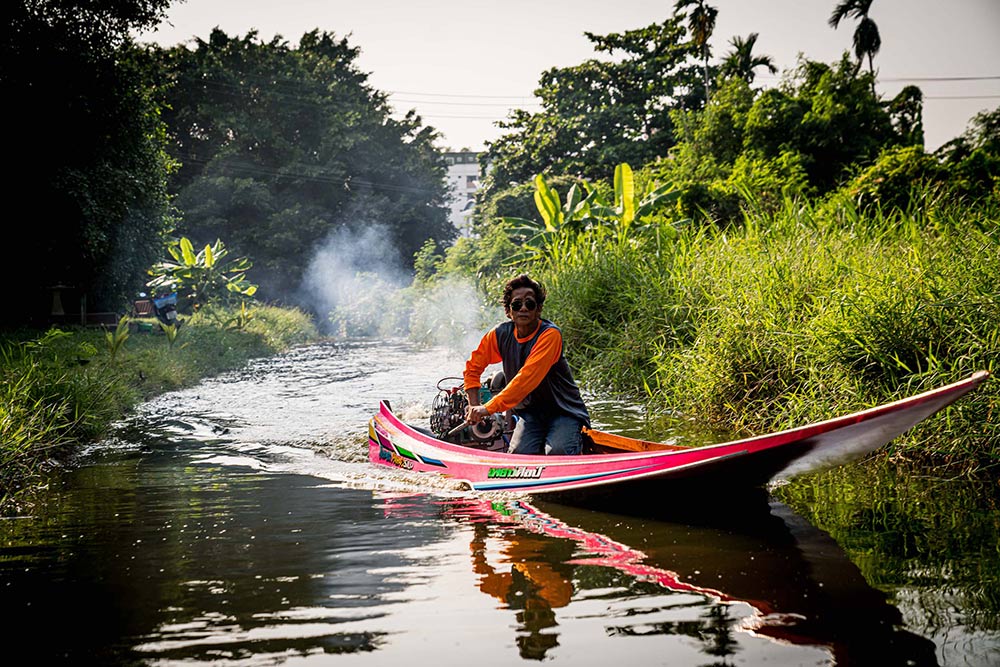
1,304,317,511
727,150,813,215
843,145,945,212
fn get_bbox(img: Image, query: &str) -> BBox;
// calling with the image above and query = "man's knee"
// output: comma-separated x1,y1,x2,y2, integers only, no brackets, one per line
509,437,545,455
508,416,545,455
545,418,584,456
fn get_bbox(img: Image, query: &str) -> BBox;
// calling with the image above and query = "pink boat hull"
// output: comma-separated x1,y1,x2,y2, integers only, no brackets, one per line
368,371,989,497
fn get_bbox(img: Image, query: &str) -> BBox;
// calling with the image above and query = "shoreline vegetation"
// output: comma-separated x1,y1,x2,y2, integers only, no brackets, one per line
6,179,998,514
419,175,999,477
3,183,997,515
546,195,1000,470
0,304,318,513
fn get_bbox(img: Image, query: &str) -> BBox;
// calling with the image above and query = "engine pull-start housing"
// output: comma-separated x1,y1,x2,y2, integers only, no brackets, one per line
430,374,511,450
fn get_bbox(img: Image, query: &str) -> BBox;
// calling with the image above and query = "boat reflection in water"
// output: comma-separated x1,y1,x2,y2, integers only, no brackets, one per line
422,492,939,666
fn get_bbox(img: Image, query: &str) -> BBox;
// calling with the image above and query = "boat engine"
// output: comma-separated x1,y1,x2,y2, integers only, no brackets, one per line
430,374,511,450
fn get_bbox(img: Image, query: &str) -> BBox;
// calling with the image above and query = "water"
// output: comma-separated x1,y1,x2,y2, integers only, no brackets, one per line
1,340,997,666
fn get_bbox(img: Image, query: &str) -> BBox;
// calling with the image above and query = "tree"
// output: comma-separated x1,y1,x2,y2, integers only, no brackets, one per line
145,29,453,301
3,1,174,324
887,85,924,147
478,19,701,206
935,106,1000,201
741,56,896,190
655,53,905,222
719,33,777,85
669,77,757,175
675,0,718,98
828,0,882,85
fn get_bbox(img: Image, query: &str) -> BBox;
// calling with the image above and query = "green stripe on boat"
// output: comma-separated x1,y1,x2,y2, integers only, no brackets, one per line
395,444,418,460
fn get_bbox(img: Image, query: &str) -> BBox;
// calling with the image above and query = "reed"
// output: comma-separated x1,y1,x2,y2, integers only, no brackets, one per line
532,190,1000,467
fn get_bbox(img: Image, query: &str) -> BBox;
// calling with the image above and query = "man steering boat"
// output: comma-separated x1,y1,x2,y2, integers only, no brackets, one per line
463,274,590,455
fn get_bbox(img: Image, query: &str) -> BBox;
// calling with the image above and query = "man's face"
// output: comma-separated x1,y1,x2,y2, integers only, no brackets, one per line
507,286,541,329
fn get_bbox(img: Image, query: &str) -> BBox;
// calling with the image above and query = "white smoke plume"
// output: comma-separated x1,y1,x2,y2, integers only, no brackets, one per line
407,276,504,355
298,224,503,354
299,224,407,336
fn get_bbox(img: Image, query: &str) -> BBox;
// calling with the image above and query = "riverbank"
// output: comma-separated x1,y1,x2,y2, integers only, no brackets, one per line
0,304,318,513
440,187,999,472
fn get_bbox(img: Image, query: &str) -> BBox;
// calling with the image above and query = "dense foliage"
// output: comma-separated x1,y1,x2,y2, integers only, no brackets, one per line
451,161,1000,466
475,0,988,237
147,237,258,312
3,0,174,324
142,29,455,301
651,55,926,221
479,17,702,204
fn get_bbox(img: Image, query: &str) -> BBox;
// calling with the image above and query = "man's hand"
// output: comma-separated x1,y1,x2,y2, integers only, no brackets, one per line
465,404,490,424
466,389,481,407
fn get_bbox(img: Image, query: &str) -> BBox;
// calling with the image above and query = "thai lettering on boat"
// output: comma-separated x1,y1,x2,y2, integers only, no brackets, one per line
487,466,545,479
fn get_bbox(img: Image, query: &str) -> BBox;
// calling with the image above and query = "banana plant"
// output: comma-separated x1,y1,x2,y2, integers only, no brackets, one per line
147,237,258,312
502,163,682,261
158,322,181,349
104,316,130,362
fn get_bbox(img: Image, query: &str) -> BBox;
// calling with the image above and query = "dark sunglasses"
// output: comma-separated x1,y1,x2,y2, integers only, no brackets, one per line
510,298,537,312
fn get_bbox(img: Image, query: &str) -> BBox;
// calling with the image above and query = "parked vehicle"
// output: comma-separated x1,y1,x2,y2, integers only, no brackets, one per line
132,292,178,331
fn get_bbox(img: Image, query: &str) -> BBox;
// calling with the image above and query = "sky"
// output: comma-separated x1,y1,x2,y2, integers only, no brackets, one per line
137,0,1000,152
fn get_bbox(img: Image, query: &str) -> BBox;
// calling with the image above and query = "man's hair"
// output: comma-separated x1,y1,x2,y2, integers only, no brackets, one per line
502,274,547,311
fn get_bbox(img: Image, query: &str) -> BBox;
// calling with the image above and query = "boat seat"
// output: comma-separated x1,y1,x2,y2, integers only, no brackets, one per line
582,427,686,454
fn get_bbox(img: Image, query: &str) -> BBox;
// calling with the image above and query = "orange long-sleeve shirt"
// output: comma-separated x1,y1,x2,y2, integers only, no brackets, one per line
463,324,563,414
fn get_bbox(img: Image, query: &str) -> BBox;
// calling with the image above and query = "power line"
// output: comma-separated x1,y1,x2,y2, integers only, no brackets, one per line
881,75,1000,82
387,90,537,100
925,94,1000,100
173,153,442,196
169,74,1000,130
181,73,1000,108
402,114,508,120
390,97,541,108
755,73,1000,82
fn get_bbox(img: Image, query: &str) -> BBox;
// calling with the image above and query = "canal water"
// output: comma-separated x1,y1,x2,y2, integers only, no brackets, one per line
1,340,997,666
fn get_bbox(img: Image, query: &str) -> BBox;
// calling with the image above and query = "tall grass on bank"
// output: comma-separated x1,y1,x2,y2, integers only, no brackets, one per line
534,195,1000,468
1,334,134,505
1,304,317,511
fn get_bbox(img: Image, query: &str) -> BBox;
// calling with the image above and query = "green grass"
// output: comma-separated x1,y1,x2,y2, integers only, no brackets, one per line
528,193,1000,469
0,303,317,512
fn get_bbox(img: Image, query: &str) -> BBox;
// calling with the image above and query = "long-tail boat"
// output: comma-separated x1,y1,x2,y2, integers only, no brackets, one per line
368,371,988,501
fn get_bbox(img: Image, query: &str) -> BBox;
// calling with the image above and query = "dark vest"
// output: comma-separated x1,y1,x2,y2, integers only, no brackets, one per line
494,320,590,425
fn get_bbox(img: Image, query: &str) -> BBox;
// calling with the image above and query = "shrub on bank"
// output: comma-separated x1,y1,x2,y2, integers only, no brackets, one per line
0,304,317,510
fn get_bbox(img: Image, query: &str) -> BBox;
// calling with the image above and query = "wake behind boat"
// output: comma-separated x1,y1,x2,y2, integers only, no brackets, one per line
368,371,989,501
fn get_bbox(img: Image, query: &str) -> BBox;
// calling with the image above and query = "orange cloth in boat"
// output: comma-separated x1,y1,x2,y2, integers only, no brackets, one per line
463,323,562,414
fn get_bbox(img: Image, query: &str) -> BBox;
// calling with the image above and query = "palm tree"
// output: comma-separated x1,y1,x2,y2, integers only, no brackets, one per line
828,0,882,83
675,0,718,98
719,33,777,85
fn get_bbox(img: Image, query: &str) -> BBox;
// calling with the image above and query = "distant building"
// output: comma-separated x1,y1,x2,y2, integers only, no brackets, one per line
443,151,481,236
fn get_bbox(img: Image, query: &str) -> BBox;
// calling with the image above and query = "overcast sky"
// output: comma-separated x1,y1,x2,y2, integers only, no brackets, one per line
137,0,1000,152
